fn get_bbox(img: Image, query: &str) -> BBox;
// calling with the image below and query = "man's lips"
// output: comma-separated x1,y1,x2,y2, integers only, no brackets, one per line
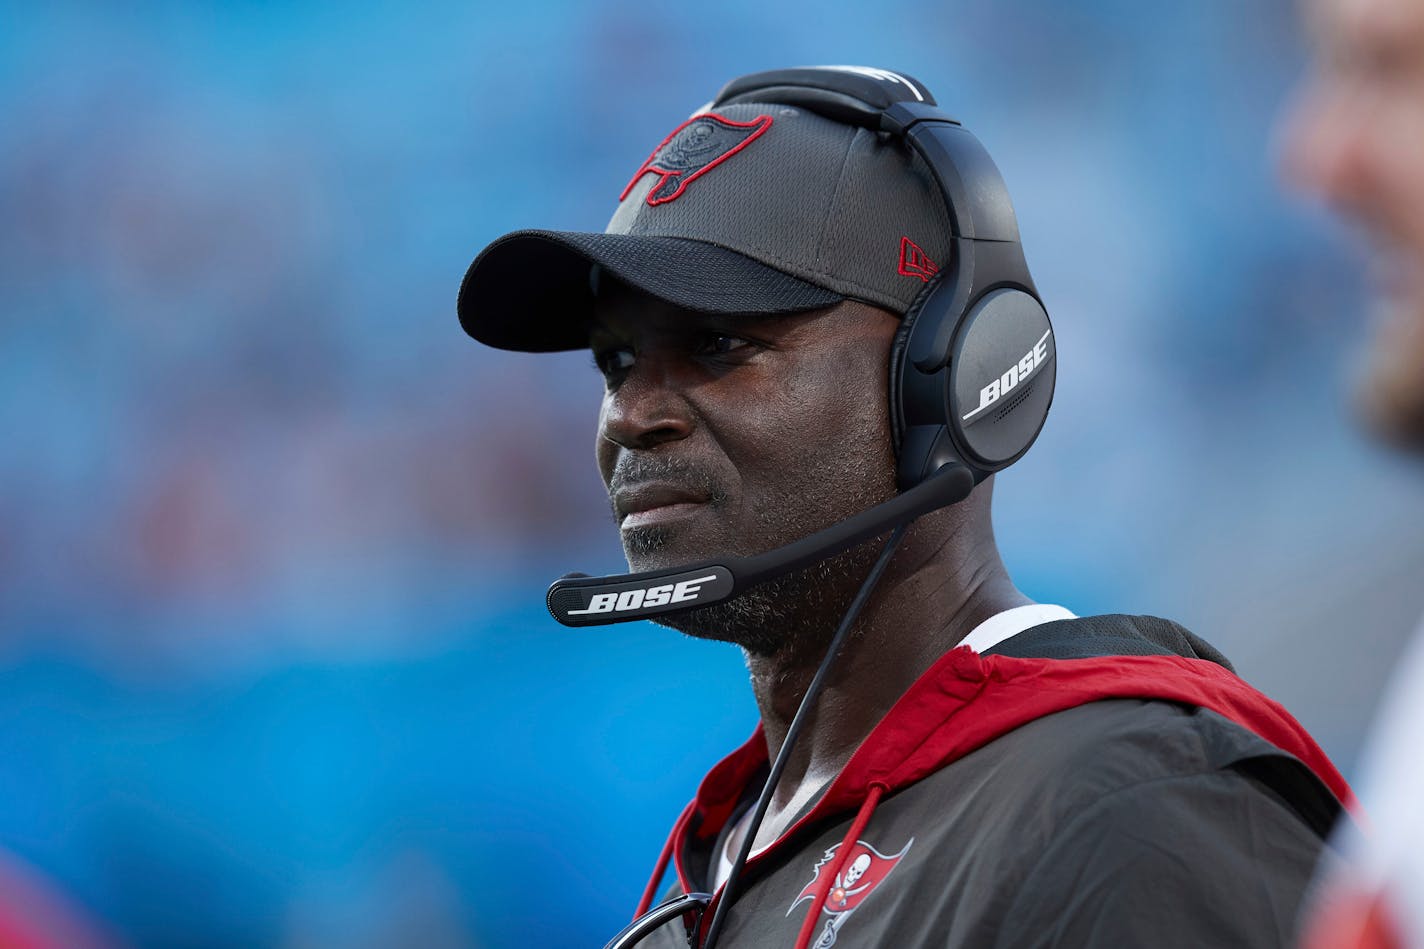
613,482,711,527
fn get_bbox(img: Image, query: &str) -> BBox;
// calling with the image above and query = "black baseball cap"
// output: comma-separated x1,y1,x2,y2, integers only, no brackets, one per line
458,71,953,352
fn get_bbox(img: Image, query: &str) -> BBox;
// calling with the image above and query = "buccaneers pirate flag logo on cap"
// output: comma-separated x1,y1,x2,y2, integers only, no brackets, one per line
787,837,913,947
620,112,774,206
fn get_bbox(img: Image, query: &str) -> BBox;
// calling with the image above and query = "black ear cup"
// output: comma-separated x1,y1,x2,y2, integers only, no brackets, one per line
887,275,939,452
945,289,1054,469
892,284,1055,491
893,276,965,492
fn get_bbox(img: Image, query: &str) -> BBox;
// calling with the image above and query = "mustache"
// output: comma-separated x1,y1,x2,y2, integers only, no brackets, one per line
607,456,728,511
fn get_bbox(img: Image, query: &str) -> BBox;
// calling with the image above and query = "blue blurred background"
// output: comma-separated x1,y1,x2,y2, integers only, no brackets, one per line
3,1,1423,946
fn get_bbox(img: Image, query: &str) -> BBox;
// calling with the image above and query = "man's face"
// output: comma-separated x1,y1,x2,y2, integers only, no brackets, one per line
1281,0,1424,447
588,281,901,655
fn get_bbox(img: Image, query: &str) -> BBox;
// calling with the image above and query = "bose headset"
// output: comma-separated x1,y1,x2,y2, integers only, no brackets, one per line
558,67,1057,949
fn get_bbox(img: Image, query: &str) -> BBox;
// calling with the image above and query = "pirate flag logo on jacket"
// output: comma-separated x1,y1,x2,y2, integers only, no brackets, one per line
787,837,913,947
620,112,773,206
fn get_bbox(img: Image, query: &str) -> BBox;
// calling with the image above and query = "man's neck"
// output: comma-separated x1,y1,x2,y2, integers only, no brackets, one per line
740,545,1029,851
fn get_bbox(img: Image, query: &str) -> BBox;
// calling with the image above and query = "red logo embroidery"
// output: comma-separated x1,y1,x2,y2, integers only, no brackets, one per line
787,838,913,946
620,112,773,206
898,237,939,282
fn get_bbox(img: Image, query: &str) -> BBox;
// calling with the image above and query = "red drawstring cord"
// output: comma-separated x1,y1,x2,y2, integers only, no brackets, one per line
793,782,888,949
635,799,696,918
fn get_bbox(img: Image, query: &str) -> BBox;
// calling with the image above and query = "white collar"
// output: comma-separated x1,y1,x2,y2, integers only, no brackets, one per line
957,603,1077,654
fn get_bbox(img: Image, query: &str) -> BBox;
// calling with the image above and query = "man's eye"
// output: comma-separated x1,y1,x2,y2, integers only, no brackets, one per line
697,335,751,356
593,348,635,376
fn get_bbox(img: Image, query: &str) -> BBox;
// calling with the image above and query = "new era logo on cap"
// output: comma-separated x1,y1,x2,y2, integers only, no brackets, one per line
620,112,774,206
898,237,939,282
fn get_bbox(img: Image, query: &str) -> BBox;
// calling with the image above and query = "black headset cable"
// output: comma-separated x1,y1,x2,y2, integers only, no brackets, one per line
700,521,910,949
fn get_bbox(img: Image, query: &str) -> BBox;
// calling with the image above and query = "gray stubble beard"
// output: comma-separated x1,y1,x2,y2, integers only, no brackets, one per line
628,474,897,662
660,542,887,660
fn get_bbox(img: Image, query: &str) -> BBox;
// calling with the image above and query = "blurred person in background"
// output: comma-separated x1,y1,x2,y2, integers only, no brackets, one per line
0,852,119,949
460,65,1349,949
1281,0,1424,945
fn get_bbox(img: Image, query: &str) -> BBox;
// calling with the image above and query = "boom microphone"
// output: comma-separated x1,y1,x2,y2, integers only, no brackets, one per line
547,462,976,627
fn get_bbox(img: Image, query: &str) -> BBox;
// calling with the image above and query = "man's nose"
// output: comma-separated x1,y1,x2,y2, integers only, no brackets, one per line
599,363,695,451
1278,81,1373,210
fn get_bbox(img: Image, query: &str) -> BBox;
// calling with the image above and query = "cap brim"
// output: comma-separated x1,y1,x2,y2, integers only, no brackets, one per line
457,230,844,352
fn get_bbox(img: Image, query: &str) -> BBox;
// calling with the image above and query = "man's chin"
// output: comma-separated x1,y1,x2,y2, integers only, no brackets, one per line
643,542,883,660
620,523,733,574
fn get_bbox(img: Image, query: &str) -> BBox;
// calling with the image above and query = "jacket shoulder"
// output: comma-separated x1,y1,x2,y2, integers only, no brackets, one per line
952,698,1336,837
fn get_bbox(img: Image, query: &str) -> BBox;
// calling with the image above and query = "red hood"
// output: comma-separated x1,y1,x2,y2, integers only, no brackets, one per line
669,645,1352,892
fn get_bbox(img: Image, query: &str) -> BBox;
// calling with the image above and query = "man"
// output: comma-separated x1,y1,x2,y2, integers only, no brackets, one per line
1280,0,1424,944
460,66,1347,948
1283,0,1424,450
